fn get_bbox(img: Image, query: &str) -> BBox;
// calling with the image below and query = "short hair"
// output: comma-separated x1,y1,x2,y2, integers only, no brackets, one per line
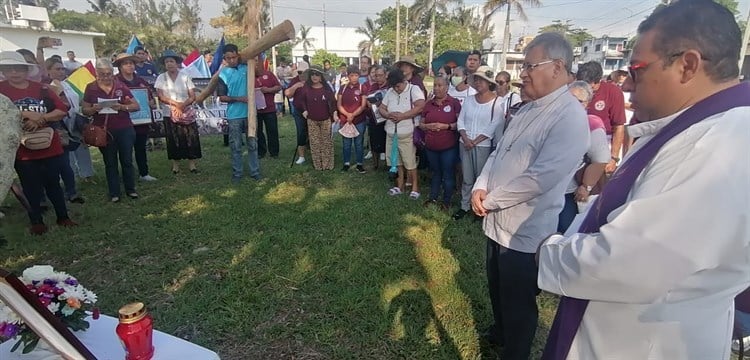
223,44,239,54
67,50,74,54
452,66,467,76
370,64,385,74
433,75,449,86
468,50,481,59
637,0,741,81
95,57,114,71
339,63,347,68
569,81,594,102
50,54,62,60
323,59,330,64
386,68,405,87
440,65,452,75
496,71,511,82
346,65,359,75
133,46,145,53
525,32,574,73
203,50,211,55
44,57,62,70
576,61,603,84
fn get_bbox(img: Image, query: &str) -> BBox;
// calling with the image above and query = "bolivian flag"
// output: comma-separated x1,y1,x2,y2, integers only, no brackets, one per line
65,61,96,96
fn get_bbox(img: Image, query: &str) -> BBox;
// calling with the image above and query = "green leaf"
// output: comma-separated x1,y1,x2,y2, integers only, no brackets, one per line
22,337,39,354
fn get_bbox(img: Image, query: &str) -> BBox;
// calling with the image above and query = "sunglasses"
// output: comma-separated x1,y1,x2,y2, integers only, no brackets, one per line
629,51,711,83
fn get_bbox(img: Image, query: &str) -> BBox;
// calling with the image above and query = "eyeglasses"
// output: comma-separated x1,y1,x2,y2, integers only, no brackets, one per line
97,72,113,78
520,59,555,72
629,51,711,82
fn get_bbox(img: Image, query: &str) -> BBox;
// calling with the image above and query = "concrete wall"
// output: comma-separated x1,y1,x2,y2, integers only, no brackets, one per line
0,25,103,64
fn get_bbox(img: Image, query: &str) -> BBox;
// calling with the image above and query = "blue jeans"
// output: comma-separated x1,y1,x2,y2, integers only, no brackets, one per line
69,144,94,178
228,118,261,179
99,127,136,198
557,192,578,233
59,150,78,199
425,146,458,205
15,155,69,224
342,122,366,165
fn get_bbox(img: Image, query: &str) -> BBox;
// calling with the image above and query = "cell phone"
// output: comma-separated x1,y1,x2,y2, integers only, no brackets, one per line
51,38,62,47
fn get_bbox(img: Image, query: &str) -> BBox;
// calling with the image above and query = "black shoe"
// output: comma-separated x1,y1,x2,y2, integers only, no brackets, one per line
341,164,350,172
356,165,366,174
452,209,468,220
190,168,199,174
69,196,85,204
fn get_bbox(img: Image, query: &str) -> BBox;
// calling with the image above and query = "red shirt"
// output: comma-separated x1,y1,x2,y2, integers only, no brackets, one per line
337,82,366,125
422,95,461,151
0,81,66,161
83,80,135,131
254,70,281,114
116,73,153,134
587,81,625,134
294,86,335,121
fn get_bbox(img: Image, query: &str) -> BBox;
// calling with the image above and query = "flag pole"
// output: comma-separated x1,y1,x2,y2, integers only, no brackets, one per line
246,0,261,139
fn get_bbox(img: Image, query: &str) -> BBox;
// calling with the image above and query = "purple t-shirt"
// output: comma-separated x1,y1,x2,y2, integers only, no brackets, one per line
83,80,134,130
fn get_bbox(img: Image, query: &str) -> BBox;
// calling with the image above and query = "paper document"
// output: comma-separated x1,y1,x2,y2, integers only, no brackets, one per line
98,97,119,114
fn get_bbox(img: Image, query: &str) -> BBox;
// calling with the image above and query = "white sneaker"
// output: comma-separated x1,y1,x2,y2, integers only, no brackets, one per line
295,157,306,165
364,151,373,160
140,175,158,181
379,153,386,161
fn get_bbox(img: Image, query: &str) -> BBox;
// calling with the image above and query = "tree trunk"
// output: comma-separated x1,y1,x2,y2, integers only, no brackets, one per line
0,95,21,208
428,5,436,76
396,0,401,61
499,3,511,72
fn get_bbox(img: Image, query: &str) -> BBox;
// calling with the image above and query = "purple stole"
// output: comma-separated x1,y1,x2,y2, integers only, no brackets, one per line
542,82,750,359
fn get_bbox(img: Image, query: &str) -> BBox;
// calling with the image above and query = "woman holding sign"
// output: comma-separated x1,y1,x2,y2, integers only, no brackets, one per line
154,50,202,174
113,53,158,182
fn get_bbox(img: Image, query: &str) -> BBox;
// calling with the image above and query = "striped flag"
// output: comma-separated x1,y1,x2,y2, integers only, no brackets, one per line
181,49,211,78
65,61,96,96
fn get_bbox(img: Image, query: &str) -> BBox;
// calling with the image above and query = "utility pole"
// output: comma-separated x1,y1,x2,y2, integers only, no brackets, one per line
499,4,511,71
396,0,401,61
322,2,328,51
404,5,409,55
739,7,750,76
270,0,277,70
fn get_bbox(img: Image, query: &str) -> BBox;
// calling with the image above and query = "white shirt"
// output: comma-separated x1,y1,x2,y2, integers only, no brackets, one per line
457,95,505,148
473,85,589,253
565,127,609,194
154,72,195,108
538,105,750,360
500,91,522,112
381,83,424,136
448,85,477,105
63,59,82,73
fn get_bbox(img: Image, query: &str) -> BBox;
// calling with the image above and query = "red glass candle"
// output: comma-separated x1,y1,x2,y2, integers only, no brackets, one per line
116,302,154,360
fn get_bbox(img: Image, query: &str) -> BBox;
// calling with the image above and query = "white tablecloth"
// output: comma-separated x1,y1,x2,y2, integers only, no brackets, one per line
1,314,220,360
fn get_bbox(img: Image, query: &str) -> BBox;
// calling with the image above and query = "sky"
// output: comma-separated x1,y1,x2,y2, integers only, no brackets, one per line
61,0,750,42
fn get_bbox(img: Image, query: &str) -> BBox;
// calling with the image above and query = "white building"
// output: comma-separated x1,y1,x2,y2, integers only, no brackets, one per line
0,5,103,64
291,26,368,66
579,36,629,76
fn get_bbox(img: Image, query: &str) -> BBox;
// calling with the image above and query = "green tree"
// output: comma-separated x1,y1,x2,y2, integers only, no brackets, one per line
538,20,593,47
484,0,542,70
295,25,316,55
374,5,423,64
276,42,293,63
356,17,378,60
175,0,202,38
410,0,461,74
310,49,344,67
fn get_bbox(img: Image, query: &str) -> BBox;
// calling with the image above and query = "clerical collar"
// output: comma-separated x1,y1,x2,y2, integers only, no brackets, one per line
529,85,568,108
627,107,689,139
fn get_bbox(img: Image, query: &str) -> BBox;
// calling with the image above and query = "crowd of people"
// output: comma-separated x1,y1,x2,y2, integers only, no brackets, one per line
0,0,748,358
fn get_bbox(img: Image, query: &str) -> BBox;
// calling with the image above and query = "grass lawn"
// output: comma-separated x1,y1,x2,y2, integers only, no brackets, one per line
1,115,559,359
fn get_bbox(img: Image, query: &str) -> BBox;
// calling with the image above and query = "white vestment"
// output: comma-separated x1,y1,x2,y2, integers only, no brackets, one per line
538,105,750,359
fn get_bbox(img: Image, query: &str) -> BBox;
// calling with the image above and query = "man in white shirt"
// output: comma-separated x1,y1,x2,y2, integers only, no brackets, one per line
63,50,82,75
537,1,750,359
471,32,589,360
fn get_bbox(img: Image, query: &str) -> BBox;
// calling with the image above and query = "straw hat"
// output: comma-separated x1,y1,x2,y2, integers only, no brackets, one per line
158,49,183,65
0,51,40,77
470,65,498,86
112,53,139,67
394,55,424,72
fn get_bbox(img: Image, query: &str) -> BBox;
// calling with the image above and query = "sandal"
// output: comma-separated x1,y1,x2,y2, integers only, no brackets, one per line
387,187,402,196
409,191,421,200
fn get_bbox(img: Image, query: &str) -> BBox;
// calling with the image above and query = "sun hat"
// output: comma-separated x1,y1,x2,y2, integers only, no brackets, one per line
158,49,183,65
394,55,424,72
470,65,498,86
303,64,326,81
112,53,139,67
0,51,40,77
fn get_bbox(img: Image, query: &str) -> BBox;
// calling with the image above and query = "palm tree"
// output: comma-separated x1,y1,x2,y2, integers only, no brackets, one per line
86,0,110,14
356,17,378,60
295,25,316,55
484,0,542,70
410,0,460,74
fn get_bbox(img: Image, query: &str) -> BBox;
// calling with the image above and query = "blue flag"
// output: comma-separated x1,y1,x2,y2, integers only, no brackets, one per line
126,35,142,54
210,35,225,75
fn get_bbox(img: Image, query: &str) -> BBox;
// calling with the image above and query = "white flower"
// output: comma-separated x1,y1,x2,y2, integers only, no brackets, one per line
46,302,60,314
21,265,56,284
0,303,22,324
59,284,97,305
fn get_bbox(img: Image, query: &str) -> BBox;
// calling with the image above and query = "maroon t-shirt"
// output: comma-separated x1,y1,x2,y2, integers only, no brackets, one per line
83,80,135,131
422,95,461,151
587,81,626,134
0,81,66,161
254,70,281,114
294,86,335,121
337,82,366,125
116,73,153,134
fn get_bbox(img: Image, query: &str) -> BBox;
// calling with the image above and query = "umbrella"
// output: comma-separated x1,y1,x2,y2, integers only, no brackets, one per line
389,127,399,174
431,50,470,75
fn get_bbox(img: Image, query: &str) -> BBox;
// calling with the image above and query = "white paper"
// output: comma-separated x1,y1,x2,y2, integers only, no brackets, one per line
97,97,119,114
254,89,266,110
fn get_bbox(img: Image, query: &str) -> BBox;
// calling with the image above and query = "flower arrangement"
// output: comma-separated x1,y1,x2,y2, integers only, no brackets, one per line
0,265,98,353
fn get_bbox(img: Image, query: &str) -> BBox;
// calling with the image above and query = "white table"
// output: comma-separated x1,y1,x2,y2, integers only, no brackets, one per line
1,315,220,360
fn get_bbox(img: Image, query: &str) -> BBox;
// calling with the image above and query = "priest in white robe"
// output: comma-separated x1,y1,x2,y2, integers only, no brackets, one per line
536,1,750,359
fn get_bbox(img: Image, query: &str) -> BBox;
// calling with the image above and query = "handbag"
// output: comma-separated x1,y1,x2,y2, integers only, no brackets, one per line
82,114,109,148
20,127,54,150
409,86,426,150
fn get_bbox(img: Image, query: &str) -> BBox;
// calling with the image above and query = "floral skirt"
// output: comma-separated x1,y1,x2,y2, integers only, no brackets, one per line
164,118,202,160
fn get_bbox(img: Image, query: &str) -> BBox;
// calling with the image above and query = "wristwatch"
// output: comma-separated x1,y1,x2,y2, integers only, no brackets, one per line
611,156,620,163
581,185,594,192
